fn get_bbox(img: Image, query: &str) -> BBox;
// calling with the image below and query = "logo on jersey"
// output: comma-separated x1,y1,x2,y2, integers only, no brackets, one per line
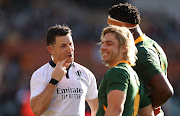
75,70,81,77
57,87,83,99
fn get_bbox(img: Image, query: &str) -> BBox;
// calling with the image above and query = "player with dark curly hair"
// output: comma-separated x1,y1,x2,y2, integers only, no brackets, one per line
107,3,174,116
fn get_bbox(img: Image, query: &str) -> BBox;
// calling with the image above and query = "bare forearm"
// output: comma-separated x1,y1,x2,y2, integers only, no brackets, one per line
90,106,97,116
30,84,56,116
91,110,97,116
86,97,98,116
147,73,174,108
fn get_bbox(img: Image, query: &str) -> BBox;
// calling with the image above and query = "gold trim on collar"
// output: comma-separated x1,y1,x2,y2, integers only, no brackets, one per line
135,34,145,44
113,60,130,67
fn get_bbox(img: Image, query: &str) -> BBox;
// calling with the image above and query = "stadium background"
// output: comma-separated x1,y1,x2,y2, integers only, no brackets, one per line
0,0,180,115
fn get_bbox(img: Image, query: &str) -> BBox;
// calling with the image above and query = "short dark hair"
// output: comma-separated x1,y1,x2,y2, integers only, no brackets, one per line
46,24,71,46
109,3,141,24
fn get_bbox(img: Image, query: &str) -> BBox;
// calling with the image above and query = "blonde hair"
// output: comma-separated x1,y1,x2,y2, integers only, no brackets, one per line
101,25,138,66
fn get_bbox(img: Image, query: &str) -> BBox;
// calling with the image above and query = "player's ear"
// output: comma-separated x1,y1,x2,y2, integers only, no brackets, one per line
122,45,127,53
47,45,54,54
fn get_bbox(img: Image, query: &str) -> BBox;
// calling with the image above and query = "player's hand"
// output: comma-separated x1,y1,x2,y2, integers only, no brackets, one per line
51,59,67,81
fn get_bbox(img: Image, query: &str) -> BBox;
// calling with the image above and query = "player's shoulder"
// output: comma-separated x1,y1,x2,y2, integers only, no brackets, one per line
138,34,159,48
112,63,129,71
104,66,130,81
107,64,130,76
136,35,154,55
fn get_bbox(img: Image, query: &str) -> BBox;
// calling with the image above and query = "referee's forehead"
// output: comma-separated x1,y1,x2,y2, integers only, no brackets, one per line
54,34,73,44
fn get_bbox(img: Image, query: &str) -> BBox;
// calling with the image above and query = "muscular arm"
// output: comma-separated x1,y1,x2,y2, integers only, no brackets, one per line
86,97,98,116
105,90,126,116
30,83,56,116
30,60,67,116
147,73,174,108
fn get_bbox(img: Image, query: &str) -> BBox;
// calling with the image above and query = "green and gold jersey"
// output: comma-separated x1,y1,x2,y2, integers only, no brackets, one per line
97,61,151,116
133,34,168,84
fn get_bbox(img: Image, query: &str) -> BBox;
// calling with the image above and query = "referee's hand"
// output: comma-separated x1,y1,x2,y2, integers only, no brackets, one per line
51,59,67,81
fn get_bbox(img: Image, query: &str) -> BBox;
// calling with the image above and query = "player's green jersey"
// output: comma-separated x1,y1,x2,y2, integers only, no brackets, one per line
97,61,151,116
133,34,168,84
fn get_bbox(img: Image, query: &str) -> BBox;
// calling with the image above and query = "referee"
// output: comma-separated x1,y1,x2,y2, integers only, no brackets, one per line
30,24,98,116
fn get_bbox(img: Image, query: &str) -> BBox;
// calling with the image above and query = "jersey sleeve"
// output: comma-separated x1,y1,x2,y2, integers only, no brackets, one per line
30,71,46,99
134,48,163,84
105,68,129,95
85,70,98,100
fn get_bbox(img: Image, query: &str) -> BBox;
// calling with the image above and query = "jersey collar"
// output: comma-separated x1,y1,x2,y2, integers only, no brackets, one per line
49,59,56,67
113,60,130,67
135,34,146,45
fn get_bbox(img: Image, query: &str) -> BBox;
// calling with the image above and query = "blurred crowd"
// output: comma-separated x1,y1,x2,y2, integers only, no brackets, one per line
0,0,180,116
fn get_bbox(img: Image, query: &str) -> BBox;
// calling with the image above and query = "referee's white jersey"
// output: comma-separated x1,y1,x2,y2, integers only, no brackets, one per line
30,60,98,116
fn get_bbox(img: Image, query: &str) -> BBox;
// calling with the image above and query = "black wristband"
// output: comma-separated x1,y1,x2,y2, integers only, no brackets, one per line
49,78,59,85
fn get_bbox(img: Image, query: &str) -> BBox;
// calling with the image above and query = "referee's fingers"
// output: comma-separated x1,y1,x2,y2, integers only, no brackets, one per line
56,59,66,68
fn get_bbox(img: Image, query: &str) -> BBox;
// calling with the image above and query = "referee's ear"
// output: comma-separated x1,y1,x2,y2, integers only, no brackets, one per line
47,45,55,55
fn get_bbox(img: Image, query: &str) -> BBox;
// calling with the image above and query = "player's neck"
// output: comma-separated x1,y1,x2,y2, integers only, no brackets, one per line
130,26,143,40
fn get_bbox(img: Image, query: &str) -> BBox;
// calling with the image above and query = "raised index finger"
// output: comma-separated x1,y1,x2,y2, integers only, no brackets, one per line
56,59,66,68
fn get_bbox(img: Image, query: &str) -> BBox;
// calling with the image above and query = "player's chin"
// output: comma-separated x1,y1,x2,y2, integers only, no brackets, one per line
102,58,111,65
102,57,108,63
